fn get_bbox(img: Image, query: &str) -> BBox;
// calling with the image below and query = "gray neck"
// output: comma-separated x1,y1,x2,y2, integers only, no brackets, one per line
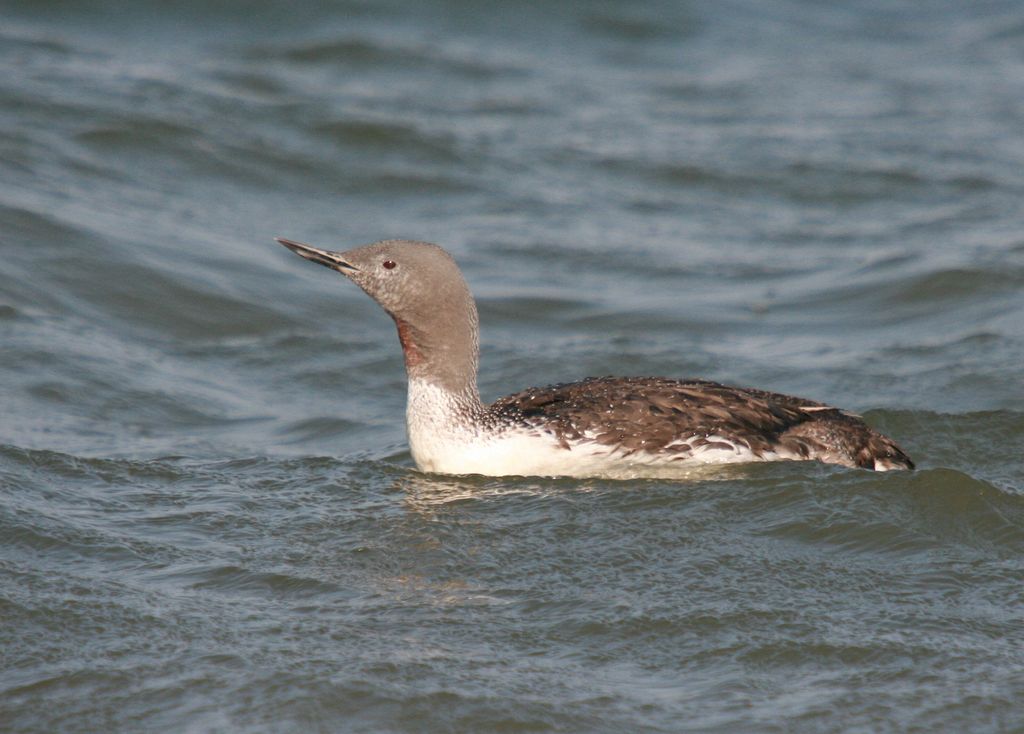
392,299,483,408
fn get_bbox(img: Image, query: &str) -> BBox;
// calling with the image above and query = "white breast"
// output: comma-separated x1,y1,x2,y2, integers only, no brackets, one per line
405,379,578,476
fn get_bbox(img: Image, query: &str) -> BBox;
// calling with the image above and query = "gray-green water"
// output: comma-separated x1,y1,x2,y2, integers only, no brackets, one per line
2,1,1023,731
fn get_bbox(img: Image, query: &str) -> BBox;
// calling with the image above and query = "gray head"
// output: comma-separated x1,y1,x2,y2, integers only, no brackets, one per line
276,237,480,396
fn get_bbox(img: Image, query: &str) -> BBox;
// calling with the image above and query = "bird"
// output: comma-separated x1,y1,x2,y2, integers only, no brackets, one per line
275,237,914,478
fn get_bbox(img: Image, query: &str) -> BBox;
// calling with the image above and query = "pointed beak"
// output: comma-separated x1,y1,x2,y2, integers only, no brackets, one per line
275,237,359,274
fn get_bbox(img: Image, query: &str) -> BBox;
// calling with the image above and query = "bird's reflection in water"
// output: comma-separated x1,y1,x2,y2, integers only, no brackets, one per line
391,461,765,517
395,470,576,516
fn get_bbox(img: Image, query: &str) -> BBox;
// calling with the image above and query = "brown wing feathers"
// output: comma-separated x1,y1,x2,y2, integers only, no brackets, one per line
490,376,913,470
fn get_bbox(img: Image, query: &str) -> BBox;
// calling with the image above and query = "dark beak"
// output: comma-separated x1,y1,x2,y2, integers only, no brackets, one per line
275,237,358,273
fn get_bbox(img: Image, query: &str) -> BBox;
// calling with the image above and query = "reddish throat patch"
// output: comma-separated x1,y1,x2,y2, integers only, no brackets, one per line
393,317,423,367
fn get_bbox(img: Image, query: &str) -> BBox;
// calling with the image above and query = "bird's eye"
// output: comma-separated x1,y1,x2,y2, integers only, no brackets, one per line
383,260,396,270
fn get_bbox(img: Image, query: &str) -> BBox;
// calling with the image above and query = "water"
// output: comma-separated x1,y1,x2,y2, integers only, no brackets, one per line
2,0,1023,731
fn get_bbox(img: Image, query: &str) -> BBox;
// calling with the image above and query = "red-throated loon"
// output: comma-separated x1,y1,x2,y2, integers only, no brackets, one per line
276,237,914,478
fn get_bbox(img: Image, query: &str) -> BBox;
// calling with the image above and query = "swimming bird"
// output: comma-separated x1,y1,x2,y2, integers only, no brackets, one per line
276,237,914,478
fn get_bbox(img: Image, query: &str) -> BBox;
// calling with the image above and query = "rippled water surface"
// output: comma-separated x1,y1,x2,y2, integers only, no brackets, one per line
2,1,1024,731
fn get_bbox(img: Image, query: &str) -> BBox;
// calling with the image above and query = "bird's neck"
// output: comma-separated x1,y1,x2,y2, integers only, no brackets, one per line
391,311,483,411
399,310,486,472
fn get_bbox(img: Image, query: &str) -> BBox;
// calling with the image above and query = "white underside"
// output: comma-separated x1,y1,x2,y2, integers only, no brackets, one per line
411,427,793,479
405,380,822,479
